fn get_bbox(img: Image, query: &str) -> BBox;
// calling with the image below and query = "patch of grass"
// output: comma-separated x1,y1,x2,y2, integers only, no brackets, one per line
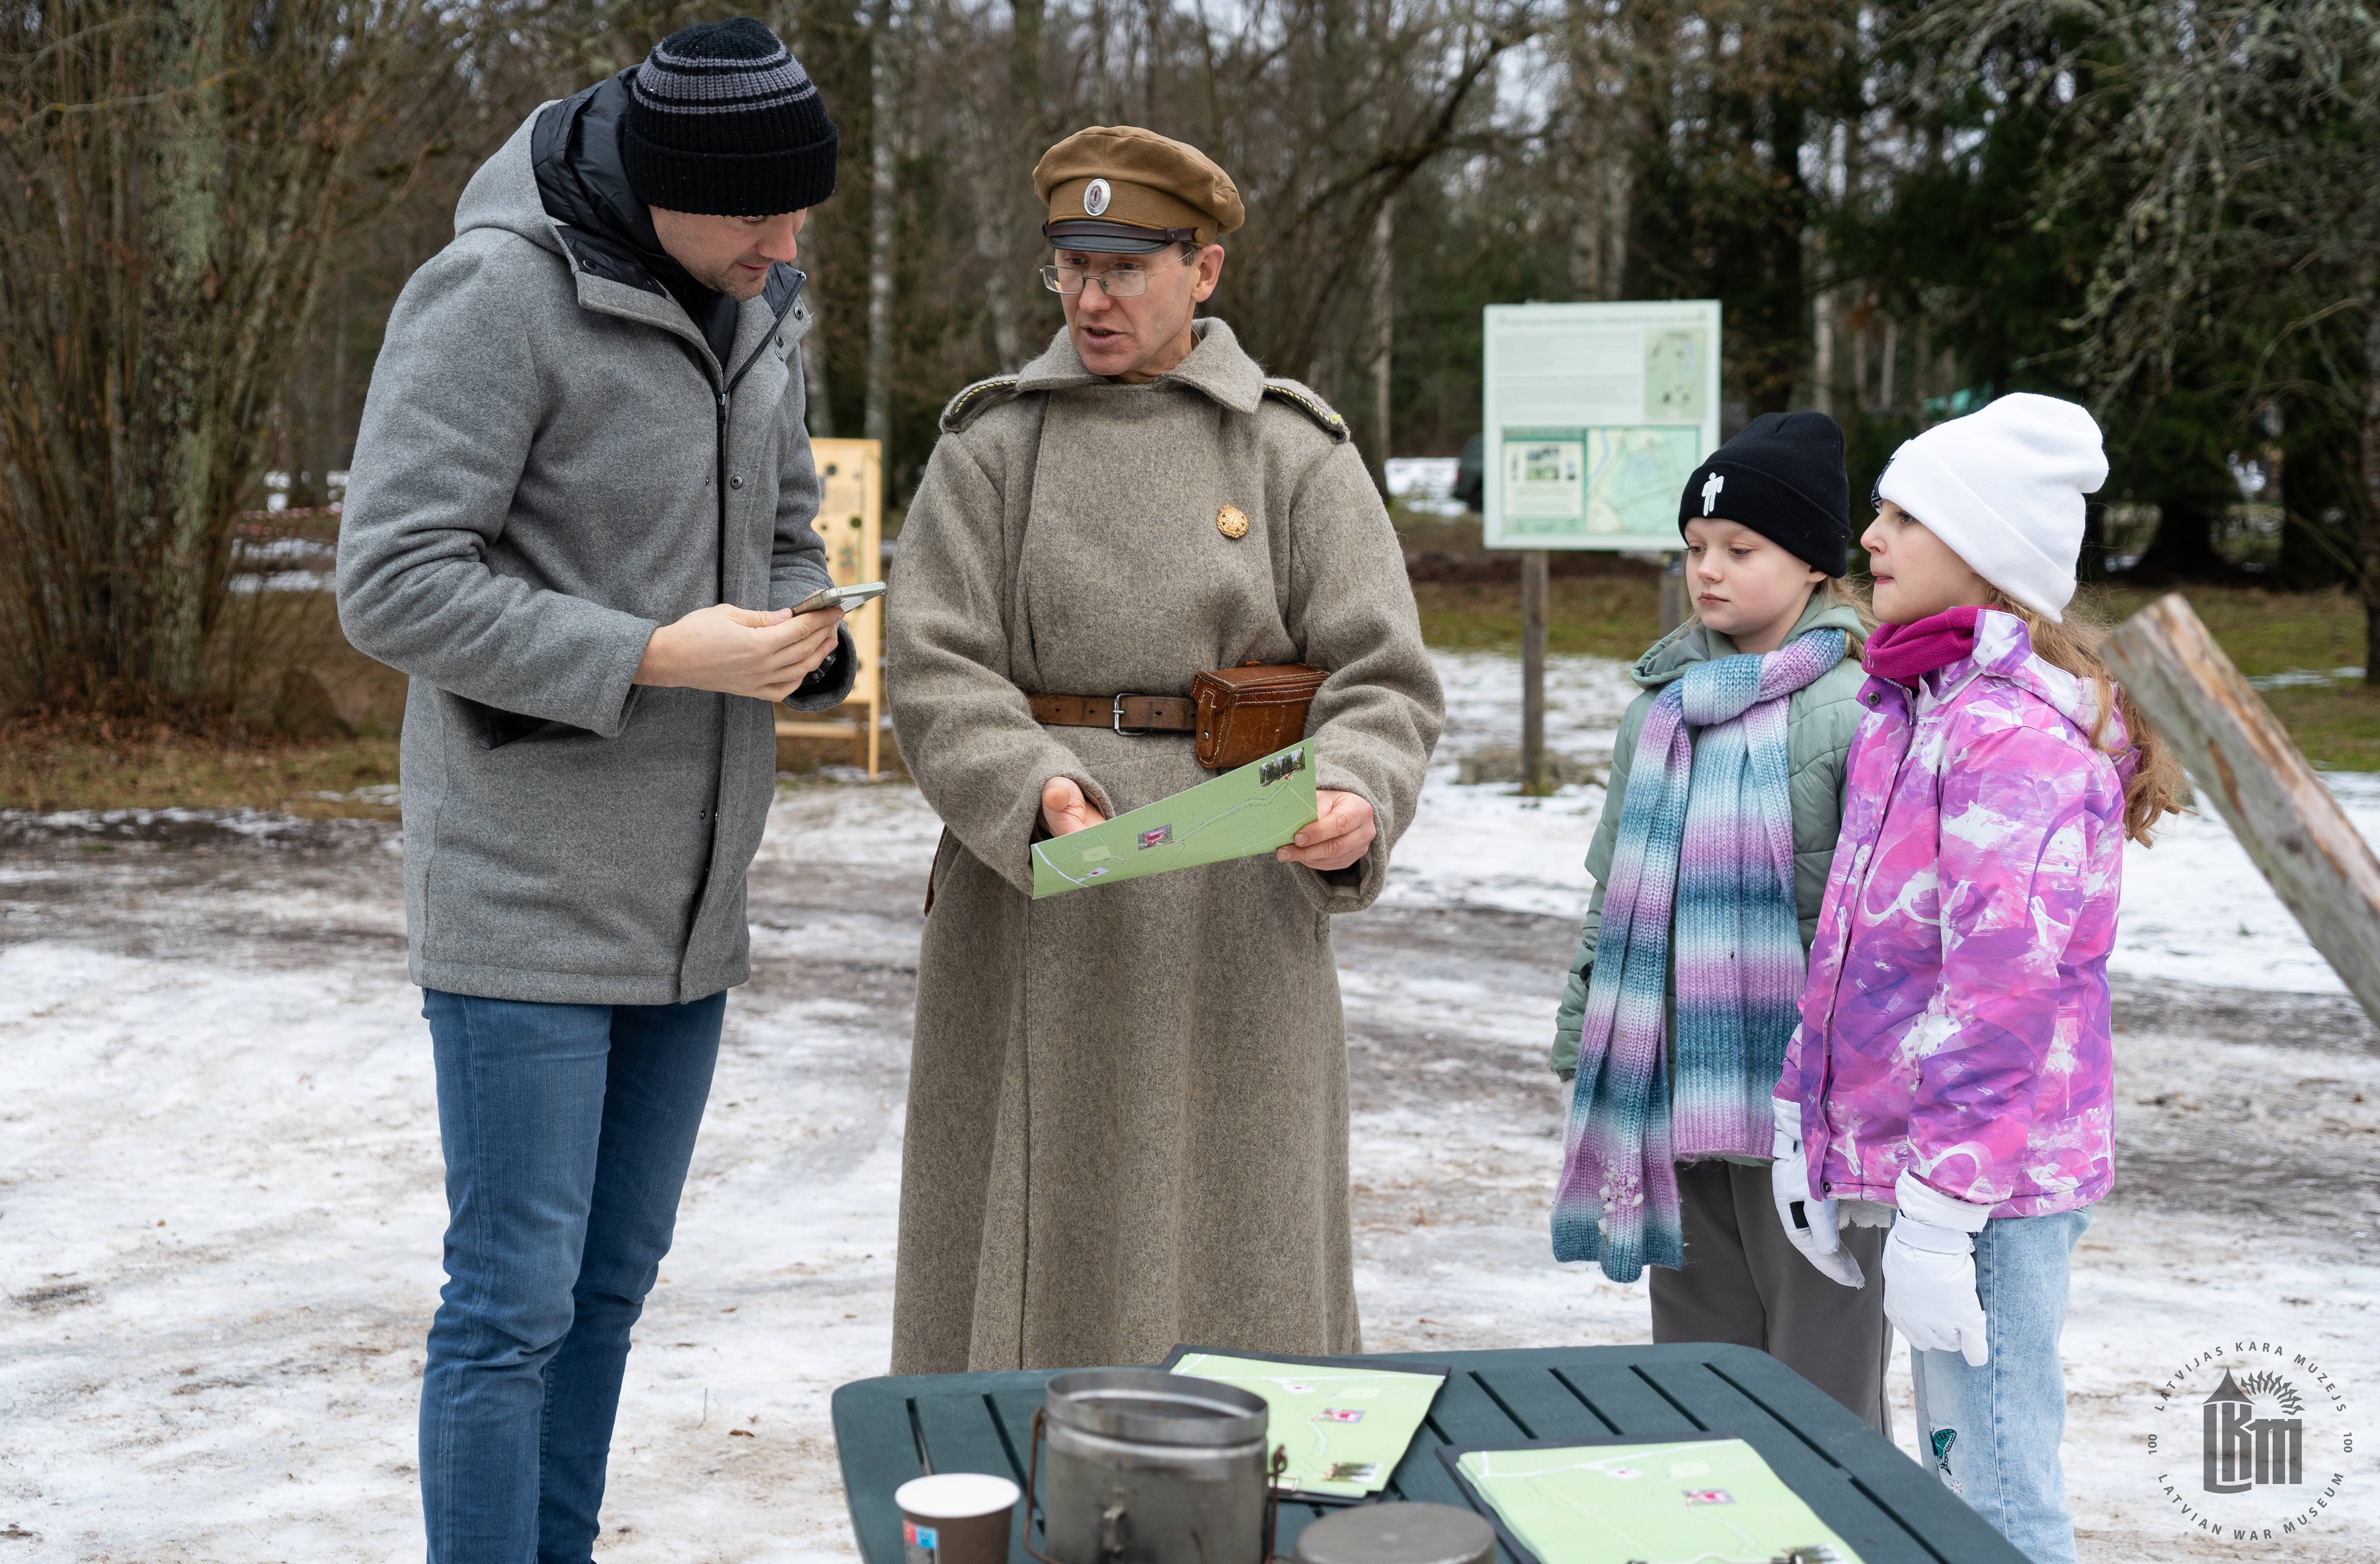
1,720,403,819
2254,686,2380,771
2086,585,2365,679
2087,584,2375,770
3,589,411,818
1414,575,1664,661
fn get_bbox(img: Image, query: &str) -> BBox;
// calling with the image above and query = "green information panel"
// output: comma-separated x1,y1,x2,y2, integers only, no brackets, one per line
1162,1346,1448,1501
1482,300,1723,551
1445,1436,1864,1564
1031,740,1318,898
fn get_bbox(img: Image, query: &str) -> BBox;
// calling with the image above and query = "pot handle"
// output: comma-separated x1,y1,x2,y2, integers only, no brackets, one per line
1023,1409,1060,1564
1261,1444,1289,1563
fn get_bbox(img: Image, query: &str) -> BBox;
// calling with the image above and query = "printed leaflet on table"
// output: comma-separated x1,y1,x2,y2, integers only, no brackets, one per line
1160,1346,1447,1501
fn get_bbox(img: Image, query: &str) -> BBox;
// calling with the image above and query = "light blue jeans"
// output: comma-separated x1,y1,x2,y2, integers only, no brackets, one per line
1909,1205,2092,1564
418,989,726,1564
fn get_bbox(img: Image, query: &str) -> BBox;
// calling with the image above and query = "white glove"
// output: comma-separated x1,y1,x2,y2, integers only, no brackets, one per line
1884,1169,1993,1367
1769,1098,1864,1288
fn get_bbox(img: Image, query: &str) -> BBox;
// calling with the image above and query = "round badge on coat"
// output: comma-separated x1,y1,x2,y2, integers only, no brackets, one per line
1217,504,1250,539
1084,178,1111,216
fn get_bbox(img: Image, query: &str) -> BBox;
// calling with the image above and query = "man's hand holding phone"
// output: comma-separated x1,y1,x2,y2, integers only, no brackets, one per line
635,602,844,701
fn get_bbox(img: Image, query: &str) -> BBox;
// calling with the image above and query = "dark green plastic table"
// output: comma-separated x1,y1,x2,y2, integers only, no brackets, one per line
831,1342,2029,1561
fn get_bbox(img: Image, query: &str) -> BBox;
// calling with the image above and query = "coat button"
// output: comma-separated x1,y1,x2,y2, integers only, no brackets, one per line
729,475,744,489
776,335,786,349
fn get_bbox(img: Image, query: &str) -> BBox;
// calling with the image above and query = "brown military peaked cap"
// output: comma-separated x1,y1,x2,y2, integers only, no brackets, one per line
1033,126,1245,253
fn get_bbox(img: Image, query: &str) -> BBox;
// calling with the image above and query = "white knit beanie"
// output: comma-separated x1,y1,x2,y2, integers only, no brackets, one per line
1875,392,2107,621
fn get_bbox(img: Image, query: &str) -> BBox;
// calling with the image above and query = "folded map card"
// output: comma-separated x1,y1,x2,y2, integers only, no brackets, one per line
1031,739,1319,899
1441,1435,1866,1564
1161,1344,1448,1501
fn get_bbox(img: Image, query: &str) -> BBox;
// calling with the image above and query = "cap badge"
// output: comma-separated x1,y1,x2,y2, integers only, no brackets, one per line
1084,178,1111,216
1216,504,1250,540
1701,470,1726,514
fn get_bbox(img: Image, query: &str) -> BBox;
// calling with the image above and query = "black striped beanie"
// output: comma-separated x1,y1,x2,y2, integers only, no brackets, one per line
622,18,838,217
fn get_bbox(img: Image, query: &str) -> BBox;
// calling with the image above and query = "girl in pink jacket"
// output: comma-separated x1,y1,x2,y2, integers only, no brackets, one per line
1771,395,2182,1564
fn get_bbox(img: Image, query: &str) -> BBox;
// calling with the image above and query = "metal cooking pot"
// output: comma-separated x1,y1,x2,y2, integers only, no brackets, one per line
1025,1369,1277,1564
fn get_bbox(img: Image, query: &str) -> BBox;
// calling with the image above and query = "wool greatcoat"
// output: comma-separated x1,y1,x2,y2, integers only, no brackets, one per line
885,319,1443,1374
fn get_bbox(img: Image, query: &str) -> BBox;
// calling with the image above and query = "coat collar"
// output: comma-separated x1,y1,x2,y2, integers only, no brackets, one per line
1872,607,2129,757
561,258,807,382
1013,317,1267,413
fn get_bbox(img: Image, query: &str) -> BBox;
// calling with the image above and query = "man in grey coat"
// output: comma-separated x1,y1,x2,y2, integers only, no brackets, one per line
336,19,849,1561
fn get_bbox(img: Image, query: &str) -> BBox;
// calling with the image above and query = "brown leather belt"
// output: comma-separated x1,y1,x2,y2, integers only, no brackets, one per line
1029,692,1196,734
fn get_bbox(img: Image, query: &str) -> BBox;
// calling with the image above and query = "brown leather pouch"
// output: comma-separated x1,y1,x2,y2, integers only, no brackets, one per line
1191,662,1327,770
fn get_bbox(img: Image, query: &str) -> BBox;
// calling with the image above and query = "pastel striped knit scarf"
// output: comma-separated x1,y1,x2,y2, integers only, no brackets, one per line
1552,628,1847,1280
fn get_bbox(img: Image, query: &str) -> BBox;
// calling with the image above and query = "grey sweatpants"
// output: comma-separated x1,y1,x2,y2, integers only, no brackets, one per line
1650,1158,1895,1435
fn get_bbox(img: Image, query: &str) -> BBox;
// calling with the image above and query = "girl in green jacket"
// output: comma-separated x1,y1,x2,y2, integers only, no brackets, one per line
1547,412,1891,1432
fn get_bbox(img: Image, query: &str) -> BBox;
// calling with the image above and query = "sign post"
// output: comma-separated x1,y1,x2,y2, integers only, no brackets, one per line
776,438,886,778
1480,301,1723,793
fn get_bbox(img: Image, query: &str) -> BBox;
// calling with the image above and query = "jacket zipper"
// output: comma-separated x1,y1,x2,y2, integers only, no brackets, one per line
715,387,732,604
701,272,805,607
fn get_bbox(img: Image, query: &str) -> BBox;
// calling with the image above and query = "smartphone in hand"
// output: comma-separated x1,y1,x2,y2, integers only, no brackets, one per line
788,581,887,614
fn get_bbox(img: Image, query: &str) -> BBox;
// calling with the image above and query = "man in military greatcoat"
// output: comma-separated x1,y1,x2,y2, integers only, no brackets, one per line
885,125,1443,1372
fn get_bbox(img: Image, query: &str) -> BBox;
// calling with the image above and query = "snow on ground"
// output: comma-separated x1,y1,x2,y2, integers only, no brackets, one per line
2115,770,2380,994
5,647,2377,1561
1379,651,1635,917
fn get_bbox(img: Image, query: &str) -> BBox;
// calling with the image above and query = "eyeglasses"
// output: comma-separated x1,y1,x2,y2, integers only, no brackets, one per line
1038,256,1186,298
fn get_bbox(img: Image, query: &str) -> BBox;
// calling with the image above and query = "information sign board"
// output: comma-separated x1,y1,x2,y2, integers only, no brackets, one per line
1481,301,1722,550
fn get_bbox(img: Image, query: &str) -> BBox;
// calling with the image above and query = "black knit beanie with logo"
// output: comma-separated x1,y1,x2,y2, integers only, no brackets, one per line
1676,410,1851,577
623,18,838,217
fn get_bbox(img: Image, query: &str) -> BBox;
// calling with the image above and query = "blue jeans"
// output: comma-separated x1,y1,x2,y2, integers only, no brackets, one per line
418,989,726,1564
1909,1206,2092,1564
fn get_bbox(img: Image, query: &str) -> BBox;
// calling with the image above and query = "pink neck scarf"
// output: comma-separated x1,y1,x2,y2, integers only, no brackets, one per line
1864,605,1981,684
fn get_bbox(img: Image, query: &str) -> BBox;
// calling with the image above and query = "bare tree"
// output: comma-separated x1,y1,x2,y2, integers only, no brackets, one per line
0,0,480,717
866,0,901,451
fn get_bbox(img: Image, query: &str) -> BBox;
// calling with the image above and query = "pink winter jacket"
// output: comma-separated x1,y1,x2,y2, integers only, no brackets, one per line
1777,610,2135,1217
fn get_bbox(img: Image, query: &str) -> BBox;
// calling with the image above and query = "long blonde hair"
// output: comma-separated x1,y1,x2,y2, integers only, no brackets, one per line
1985,591,2186,845
1820,575,1876,649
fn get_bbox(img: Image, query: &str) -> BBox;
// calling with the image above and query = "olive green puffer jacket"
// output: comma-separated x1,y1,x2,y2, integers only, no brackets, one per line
1550,595,1869,1080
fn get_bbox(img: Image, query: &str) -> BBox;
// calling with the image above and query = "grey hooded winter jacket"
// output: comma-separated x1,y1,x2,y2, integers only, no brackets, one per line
1549,595,1869,1078
337,89,853,1005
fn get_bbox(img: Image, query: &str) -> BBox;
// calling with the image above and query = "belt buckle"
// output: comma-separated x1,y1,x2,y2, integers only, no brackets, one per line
1112,694,1152,737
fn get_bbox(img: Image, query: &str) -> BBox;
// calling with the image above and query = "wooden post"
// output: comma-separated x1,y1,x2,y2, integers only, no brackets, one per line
1521,549,1550,795
1658,550,1688,632
2104,593,2380,1024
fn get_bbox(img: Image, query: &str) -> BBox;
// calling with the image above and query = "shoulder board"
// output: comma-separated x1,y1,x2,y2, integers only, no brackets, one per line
940,375,1024,432
1261,379,1351,442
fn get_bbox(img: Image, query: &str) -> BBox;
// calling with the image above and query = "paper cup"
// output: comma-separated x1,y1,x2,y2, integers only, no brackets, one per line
895,1472,1020,1564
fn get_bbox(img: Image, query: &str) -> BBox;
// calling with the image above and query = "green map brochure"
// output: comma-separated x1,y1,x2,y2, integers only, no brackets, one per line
1161,1347,1447,1501
1031,740,1318,899
1445,1436,1864,1564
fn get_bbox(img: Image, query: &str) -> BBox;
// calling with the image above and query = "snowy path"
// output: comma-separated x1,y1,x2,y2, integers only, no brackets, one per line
4,649,2377,1561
